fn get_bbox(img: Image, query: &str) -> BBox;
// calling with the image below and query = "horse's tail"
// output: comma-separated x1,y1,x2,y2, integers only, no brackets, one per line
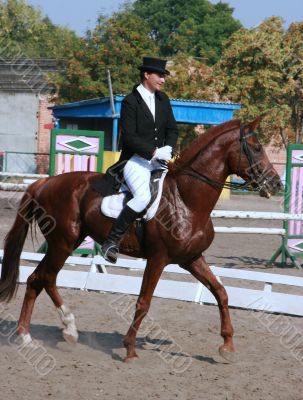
0,184,39,302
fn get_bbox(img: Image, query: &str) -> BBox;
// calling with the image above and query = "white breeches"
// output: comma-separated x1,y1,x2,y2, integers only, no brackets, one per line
123,155,161,213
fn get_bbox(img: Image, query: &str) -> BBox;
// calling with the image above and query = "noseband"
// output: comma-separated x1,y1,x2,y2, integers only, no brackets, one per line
237,125,256,177
237,125,273,192
181,125,271,193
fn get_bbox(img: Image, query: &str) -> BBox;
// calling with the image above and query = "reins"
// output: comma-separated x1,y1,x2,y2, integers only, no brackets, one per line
180,168,254,191
180,125,265,193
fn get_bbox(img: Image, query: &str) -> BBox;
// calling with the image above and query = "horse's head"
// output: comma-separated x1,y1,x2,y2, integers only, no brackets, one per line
172,117,282,198
228,118,282,198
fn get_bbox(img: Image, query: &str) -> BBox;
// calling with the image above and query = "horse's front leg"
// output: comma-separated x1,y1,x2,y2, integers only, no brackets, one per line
123,257,166,361
181,256,235,361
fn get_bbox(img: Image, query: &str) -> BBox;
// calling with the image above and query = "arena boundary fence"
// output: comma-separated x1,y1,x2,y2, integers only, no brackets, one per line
0,172,48,191
0,250,302,317
269,144,303,269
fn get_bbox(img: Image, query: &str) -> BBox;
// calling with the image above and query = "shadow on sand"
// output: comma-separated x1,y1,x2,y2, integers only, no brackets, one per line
0,318,219,365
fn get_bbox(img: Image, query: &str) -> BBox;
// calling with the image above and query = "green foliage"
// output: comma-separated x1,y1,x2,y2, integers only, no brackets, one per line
284,23,303,144
54,10,159,102
165,53,228,101
217,17,303,146
0,0,79,59
132,0,242,63
164,53,229,150
1,0,301,150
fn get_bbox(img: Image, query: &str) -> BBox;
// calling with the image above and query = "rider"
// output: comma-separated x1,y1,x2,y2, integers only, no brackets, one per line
101,57,179,263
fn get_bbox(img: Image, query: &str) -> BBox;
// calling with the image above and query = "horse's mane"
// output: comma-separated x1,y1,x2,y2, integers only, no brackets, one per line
170,119,241,172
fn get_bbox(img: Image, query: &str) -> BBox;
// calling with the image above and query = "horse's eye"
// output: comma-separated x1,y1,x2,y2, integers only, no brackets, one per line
254,144,262,152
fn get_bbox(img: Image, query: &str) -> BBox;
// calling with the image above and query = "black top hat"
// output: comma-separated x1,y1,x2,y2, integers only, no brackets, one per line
138,57,170,75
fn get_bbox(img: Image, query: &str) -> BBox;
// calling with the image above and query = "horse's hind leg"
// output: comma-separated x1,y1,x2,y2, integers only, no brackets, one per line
17,266,44,345
17,245,77,344
181,256,235,361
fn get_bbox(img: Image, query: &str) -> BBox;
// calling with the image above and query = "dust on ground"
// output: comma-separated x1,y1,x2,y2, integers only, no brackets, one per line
0,191,302,400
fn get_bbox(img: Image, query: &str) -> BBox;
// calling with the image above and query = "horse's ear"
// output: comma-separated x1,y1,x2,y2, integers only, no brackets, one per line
248,116,261,132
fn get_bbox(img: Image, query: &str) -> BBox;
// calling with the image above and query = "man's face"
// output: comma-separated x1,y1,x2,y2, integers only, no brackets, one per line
144,72,166,92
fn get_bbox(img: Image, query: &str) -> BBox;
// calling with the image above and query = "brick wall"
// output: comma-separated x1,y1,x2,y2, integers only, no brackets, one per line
36,96,54,174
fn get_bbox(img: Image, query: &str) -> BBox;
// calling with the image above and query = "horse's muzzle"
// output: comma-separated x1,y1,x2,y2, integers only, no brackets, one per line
258,174,283,198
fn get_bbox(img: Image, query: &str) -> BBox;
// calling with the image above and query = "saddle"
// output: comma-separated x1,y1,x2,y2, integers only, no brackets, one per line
101,169,167,221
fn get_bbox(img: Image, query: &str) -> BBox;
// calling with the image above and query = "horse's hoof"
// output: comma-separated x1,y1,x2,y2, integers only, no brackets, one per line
14,333,33,347
63,330,78,345
123,353,139,363
219,345,236,363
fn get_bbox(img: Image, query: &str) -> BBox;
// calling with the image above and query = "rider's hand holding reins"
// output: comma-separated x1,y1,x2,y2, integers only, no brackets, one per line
153,145,172,161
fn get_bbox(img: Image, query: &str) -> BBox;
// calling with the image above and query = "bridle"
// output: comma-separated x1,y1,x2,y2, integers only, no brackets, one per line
181,125,272,193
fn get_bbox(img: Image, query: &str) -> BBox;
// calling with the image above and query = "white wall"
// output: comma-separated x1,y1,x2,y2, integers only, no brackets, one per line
0,92,39,172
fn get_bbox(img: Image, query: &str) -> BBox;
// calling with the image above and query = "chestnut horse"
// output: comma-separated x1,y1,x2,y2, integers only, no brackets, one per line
0,118,281,361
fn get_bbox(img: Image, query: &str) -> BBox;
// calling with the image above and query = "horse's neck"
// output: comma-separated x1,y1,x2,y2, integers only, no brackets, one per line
176,133,231,213
192,136,230,182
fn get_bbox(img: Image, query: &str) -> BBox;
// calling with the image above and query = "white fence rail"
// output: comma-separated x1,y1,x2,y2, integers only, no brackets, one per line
214,227,285,234
211,210,303,235
1,210,302,315
0,172,48,191
0,172,48,179
0,250,302,317
211,210,303,220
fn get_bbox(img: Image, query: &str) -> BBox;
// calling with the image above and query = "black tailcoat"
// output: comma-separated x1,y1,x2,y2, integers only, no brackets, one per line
119,85,178,161
93,85,178,196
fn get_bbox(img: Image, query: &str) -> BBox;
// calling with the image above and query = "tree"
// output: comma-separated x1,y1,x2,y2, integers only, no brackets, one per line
54,9,159,103
285,23,303,144
165,53,227,101
217,17,303,147
163,53,230,150
0,0,79,59
131,0,241,63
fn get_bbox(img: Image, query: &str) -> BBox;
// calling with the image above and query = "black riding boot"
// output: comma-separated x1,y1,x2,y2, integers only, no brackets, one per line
102,205,140,264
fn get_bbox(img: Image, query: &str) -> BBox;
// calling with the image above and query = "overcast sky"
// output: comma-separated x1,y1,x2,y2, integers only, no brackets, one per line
27,0,303,36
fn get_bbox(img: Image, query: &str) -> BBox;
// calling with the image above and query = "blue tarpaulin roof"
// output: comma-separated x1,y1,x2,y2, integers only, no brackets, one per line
50,95,240,151
50,95,240,125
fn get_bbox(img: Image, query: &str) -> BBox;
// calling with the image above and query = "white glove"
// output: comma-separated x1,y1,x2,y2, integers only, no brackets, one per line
153,146,172,161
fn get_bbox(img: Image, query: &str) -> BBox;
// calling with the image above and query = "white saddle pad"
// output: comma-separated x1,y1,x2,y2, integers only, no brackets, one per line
101,170,167,221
